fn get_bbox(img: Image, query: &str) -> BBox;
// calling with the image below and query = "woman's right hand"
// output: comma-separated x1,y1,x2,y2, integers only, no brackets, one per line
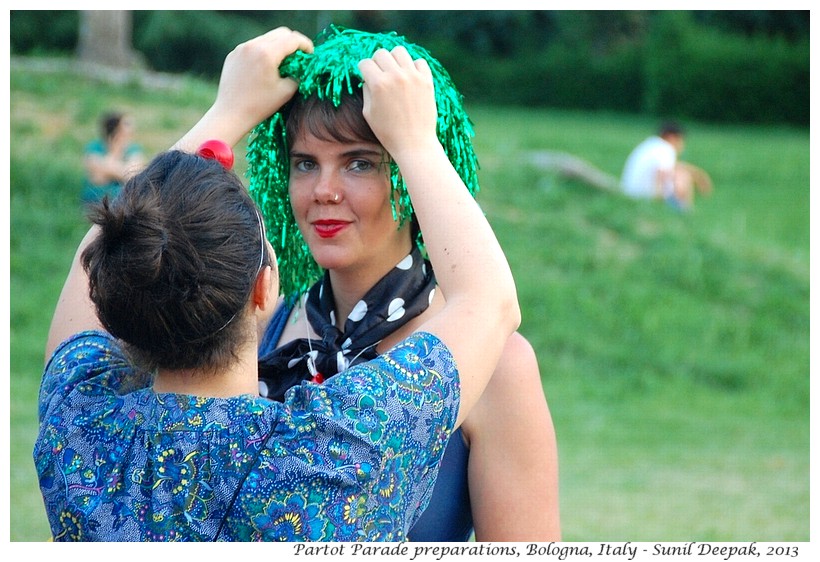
173,27,313,152
213,27,314,131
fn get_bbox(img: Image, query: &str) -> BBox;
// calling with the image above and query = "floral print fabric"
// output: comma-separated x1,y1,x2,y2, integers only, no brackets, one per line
35,330,458,541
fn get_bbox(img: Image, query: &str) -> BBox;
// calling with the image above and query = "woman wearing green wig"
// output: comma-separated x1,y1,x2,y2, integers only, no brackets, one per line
251,26,560,541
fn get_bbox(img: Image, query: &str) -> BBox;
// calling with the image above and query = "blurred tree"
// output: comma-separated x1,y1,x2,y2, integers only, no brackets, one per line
77,10,142,68
694,10,809,40
10,10,78,54
551,11,649,56
9,10,807,125
381,10,557,56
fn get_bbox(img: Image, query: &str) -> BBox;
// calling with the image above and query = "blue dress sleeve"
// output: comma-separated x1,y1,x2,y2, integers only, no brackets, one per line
261,331,461,540
39,331,148,423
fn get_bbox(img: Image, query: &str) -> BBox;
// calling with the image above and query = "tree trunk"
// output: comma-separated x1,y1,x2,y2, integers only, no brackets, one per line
76,10,141,69
527,150,621,192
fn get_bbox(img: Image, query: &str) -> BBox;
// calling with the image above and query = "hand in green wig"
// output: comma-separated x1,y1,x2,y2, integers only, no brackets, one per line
247,25,480,298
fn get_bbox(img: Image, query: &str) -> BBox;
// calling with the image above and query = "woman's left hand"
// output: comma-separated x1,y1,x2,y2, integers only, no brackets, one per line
357,47,439,163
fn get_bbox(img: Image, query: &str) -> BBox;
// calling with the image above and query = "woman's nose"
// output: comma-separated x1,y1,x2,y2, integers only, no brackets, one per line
313,171,341,204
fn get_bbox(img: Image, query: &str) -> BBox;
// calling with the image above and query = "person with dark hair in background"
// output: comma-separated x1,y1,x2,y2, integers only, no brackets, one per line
82,110,145,204
35,27,520,541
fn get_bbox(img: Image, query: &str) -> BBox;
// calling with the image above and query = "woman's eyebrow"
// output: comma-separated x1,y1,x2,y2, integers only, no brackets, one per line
289,147,384,159
341,148,383,158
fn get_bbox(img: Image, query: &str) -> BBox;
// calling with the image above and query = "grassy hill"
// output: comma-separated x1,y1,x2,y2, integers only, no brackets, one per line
10,57,809,541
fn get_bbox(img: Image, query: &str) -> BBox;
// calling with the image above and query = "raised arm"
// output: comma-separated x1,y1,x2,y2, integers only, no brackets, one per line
47,27,312,362
358,48,520,427
172,27,313,153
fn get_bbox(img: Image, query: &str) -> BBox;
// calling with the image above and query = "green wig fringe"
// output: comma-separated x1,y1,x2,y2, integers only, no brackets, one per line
247,25,480,298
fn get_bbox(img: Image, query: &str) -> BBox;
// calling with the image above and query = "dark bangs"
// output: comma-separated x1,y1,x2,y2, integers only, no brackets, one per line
286,90,379,146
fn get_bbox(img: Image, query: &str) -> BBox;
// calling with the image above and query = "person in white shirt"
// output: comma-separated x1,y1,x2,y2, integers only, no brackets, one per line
621,121,712,210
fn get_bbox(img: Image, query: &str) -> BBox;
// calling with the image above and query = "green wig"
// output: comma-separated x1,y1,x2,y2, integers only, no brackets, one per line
246,25,480,298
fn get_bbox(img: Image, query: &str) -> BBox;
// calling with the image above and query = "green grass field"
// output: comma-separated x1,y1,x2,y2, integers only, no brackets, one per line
9,58,809,542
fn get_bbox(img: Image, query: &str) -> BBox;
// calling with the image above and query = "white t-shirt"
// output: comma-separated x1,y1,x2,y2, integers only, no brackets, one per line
620,136,677,199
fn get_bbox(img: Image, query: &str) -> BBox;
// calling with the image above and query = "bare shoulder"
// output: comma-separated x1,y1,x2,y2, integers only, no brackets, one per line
502,331,537,362
460,329,561,541
462,330,550,439
490,331,541,389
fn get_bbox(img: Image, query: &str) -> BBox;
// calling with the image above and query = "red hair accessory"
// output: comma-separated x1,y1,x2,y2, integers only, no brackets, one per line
197,140,234,170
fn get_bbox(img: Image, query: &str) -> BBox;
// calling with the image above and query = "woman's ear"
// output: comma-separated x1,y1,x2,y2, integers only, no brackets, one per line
252,265,276,312
252,260,280,343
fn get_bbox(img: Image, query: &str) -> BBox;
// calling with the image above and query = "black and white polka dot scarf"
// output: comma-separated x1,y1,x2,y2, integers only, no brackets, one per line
258,246,436,401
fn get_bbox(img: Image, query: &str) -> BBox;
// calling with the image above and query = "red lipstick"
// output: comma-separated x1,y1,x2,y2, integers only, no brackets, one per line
313,220,349,239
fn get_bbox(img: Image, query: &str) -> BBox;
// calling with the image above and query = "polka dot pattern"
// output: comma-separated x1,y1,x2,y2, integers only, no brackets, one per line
258,246,438,402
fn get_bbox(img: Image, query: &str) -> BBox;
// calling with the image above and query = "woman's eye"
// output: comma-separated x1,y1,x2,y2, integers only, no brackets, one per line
348,159,373,172
293,160,316,172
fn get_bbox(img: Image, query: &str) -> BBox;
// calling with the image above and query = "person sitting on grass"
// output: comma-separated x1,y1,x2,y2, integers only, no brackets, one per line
82,110,145,204
621,121,713,211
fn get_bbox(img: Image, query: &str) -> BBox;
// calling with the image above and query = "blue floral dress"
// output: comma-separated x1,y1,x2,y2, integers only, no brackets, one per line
35,331,459,541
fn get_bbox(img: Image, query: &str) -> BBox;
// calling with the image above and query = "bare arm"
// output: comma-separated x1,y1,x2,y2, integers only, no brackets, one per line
84,153,130,185
172,27,313,153
465,332,561,541
45,228,103,360
654,167,674,199
679,161,714,195
358,48,520,427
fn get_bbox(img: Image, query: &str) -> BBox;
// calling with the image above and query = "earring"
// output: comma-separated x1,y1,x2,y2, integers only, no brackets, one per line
333,193,340,202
